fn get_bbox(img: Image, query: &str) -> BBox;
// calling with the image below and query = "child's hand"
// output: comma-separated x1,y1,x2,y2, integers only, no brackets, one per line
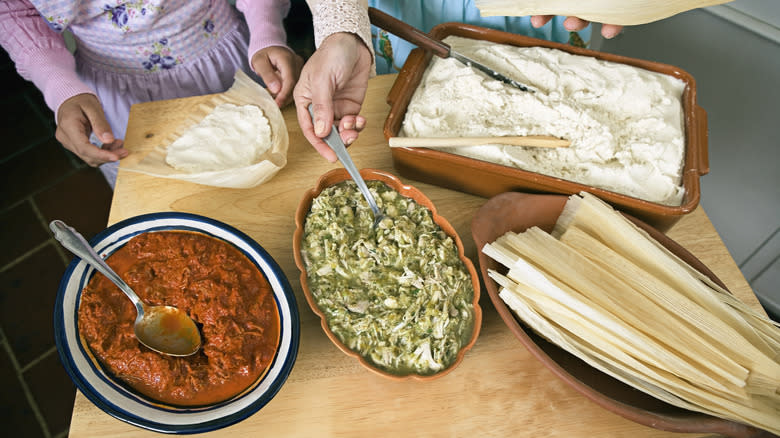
55,94,127,167
531,15,624,39
251,46,303,107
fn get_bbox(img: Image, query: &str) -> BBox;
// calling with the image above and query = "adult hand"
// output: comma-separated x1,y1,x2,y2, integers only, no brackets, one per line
293,32,372,162
55,93,127,167
531,15,624,39
251,45,304,107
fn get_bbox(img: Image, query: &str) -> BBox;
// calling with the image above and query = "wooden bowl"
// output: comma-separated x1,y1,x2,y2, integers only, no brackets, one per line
293,168,482,380
471,191,772,438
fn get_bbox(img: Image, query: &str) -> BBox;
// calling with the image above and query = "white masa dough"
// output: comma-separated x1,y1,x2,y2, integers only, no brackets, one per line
166,103,272,173
401,36,687,205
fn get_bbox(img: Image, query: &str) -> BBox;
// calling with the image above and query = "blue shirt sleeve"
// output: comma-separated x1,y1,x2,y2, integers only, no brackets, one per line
368,0,592,74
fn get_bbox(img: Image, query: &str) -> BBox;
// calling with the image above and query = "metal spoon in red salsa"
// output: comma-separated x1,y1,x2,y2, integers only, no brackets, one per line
78,231,280,406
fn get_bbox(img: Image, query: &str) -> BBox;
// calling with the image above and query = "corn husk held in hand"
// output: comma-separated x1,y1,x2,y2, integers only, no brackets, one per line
475,0,733,25
482,192,780,434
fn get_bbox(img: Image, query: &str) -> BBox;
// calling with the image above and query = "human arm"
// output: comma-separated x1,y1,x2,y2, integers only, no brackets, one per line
236,0,303,107
0,0,126,166
294,0,374,161
293,32,372,162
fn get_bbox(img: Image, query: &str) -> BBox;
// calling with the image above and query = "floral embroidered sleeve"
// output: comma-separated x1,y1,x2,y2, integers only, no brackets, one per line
236,0,292,65
0,0,95,117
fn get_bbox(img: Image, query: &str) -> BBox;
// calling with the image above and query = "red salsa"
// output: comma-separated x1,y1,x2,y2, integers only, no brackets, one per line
78,231,280,406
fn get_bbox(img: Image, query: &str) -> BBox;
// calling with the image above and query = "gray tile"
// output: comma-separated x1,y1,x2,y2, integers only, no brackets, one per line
598,9,780,267
0,201,50,268
0,344,46,438
24,351,75,436
741,228,780,282
753,257,780,322
0,245,65,368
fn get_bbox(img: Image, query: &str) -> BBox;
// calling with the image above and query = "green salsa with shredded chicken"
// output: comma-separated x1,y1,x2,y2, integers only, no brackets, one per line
301,180,475,376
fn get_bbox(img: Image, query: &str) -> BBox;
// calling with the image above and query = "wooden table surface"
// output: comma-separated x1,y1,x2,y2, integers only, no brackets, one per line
67,74,763,437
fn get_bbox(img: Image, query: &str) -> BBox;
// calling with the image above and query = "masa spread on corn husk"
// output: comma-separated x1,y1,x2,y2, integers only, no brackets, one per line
301,180,475,375
401,36,687,206
165,103,272,173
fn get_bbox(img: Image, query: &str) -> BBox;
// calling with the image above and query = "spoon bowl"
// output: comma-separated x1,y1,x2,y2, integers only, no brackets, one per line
50,220,201,357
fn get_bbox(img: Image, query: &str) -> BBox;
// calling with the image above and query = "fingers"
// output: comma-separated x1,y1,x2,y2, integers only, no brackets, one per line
252,47,304,108
534,15,623,39
531,15,553,28
338,115,366,146
294,101,337,162
56,94,127,167
337,128,359,147
80,103,116,145
293,61,330,161
99,138,126,153
79,98,128,162
355,115,366,131
563,16,590,32
601,24,624,38
339,115,353,131
309,81,337,139
565,16,624,38
274,53,303,107
252,51,283,97
293,64,337,162
56,126,124,167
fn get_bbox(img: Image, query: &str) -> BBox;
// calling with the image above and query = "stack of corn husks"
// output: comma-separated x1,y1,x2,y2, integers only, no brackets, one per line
483,192,780,434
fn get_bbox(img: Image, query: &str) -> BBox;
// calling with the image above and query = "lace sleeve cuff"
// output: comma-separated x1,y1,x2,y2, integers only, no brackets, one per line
311,0,374,62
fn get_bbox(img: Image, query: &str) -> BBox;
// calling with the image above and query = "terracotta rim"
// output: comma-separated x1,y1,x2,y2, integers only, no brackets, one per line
471,192,766,437
293,168,482,381
384,22,707,231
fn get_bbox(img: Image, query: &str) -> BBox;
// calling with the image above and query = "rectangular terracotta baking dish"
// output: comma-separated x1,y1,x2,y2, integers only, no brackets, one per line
383,22,709,231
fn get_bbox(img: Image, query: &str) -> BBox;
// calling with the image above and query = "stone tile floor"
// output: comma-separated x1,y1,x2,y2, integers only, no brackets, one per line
0,46,112,437
0,5,313,436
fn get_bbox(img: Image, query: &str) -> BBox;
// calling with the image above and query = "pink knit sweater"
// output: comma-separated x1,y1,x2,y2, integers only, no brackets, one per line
0,0,289,117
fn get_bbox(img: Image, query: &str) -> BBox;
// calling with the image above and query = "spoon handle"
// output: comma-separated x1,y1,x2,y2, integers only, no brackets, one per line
307,105,382,218
49,220,144,312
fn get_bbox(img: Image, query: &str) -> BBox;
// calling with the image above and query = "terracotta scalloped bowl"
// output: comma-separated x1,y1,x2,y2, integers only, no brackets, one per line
293,168,482,380
471,192,771,438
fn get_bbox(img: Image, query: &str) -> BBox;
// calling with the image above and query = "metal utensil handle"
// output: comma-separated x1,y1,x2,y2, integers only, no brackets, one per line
307,106,382,216
49,220,144,310
368,7,450,58
328,132,382,216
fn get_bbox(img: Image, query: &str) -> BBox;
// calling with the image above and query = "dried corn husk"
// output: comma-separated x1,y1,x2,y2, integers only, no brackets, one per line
474,0,732,25
482,192,780,434
122,70,288,189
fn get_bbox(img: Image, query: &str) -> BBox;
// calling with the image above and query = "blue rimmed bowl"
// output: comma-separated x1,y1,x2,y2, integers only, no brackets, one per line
54,212,299,434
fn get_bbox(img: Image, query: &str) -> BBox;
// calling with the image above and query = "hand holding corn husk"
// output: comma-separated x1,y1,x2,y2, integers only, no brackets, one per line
475,0,733,26
482,192,780,434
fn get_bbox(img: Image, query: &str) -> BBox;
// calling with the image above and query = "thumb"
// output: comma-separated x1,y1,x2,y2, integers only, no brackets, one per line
309,80,337,138
82,102,115,144
252,53,282,95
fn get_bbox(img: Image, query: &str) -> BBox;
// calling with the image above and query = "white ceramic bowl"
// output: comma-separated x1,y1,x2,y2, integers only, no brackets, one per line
54,212,299,434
